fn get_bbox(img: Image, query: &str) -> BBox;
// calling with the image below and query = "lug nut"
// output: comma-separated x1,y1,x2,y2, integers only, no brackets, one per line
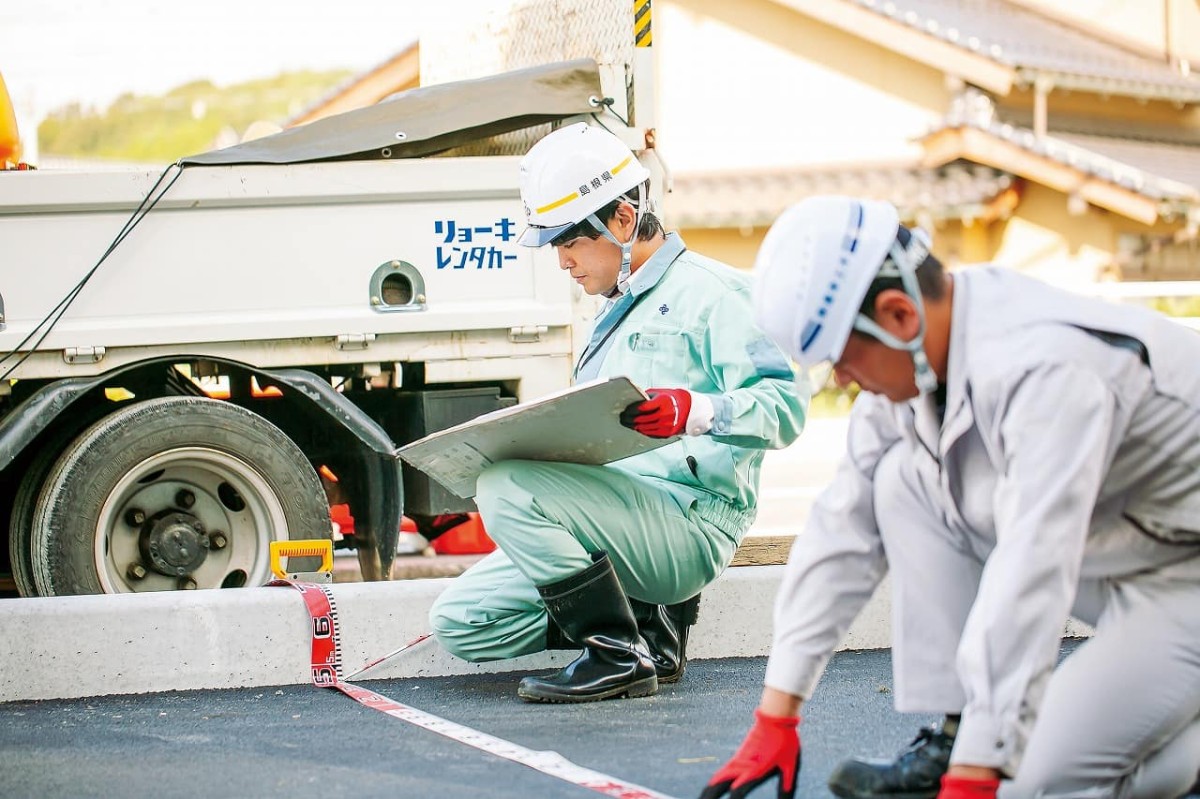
177,577,197,590
210,532,228,550
127,563,147,580
125,508,146,527
175,489,196,509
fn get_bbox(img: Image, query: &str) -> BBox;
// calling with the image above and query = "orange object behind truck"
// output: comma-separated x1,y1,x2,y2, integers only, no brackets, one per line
0,71,29,169
330,504,496,556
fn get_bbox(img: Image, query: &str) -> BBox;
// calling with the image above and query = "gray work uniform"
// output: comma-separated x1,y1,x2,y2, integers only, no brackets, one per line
764,266,1200,798
430,234,807,662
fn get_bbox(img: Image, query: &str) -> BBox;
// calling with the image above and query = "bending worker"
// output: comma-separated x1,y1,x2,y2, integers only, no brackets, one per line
429,122,807,704
702,195,1200,798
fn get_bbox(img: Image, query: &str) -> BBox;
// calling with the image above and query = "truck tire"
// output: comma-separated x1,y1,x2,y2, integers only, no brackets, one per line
8,444,60,596
29,396,331,596
8,448,51,590
8,417,90,596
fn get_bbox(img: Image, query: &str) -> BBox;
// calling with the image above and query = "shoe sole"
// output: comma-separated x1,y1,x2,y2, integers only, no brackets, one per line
657,666,684,684
517,676,658,704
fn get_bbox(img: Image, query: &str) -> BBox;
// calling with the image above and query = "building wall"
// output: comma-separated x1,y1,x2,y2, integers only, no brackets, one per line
987,182,1122,285
657,0,951,172
679,221,971,275
675,225,768,270
680,193,1136,283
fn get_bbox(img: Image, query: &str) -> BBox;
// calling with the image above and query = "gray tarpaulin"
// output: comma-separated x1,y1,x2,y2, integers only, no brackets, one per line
181,59,604,166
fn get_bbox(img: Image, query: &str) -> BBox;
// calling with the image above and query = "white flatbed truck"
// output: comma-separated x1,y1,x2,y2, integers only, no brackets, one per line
0,0,660,597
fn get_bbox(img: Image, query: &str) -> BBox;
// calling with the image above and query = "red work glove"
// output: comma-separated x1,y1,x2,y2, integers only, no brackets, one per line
619,388,692,438
699,709,801,799
938,774,1000,798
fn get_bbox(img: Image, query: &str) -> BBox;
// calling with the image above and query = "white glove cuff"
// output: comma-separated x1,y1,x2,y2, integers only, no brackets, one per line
685,392,714,436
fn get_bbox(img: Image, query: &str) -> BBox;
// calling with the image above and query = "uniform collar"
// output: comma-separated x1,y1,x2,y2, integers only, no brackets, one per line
939,270,973,447
622,232,686,298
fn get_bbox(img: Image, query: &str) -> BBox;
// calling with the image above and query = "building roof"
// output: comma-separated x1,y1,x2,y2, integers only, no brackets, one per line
920,116,1199,224
1049,131,1200,196
665,161,1015,229
288,42,420,128
930,118,1199,201
668,114,1200,231
843,0,1200,102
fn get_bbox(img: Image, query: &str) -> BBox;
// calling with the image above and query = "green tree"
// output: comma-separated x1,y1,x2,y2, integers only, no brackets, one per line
39,69,352,163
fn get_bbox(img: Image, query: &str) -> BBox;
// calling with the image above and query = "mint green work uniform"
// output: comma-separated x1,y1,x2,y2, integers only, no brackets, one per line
429,233,808,662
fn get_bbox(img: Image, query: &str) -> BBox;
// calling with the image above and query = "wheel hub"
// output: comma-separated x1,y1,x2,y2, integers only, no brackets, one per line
139,512,211,577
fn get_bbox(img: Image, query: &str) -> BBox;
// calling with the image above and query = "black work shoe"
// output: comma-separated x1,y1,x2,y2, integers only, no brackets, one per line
827,724,955,799
518,552,658,704
630,594,701,684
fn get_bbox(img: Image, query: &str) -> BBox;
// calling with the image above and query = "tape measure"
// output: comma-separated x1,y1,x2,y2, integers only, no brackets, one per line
269,539,334,584
271,579,678,799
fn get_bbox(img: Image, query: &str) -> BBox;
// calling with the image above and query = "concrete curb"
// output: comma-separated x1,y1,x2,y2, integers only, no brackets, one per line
2,567,1093,704
1,567,891,703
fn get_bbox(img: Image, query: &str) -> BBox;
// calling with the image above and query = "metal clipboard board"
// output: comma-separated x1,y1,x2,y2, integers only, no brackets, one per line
396,376,678,499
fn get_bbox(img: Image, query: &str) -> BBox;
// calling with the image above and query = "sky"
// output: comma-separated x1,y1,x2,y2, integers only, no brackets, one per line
1,0,491,121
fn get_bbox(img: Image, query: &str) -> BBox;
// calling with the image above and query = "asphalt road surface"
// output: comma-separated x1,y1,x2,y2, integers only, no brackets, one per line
2,649,939,799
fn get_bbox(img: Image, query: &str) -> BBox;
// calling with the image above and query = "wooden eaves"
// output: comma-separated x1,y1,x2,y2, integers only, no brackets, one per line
920,125,1164,225
766,0,1016,95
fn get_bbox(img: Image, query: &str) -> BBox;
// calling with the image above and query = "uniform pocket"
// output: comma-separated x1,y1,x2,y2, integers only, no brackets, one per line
627,330,687,357
626,330,690,386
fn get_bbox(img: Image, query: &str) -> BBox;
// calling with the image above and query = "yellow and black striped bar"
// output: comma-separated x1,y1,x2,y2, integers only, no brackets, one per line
634,0,652,47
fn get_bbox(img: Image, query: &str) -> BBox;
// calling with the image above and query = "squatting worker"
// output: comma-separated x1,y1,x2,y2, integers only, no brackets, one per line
428,123,808,704
702,195,1200,799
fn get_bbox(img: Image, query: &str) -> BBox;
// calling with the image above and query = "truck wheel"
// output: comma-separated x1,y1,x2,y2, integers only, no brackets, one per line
29,396,331,595
8,444,61,596
8,418,89,596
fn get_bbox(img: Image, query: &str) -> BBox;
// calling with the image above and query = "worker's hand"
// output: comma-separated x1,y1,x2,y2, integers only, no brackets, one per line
620,388,694,438
938,774,1000,798
699,709,801,799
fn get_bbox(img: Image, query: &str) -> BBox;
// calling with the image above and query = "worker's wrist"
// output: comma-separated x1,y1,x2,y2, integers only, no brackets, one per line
685,391,714,436
759,685,803,718
947,765,1002,781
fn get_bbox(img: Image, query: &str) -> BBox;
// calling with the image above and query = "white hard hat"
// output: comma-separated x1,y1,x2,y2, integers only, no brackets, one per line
517,122,651,248
753,196,901,367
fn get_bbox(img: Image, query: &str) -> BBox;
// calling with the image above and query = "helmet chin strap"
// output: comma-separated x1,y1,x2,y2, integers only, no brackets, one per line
850,235,939,396
586,187,647,296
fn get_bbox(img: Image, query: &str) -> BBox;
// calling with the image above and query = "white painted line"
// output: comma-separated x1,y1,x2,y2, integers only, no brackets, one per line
275,580,679,799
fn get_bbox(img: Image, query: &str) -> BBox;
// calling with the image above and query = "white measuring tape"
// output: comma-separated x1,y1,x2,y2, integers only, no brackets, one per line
271,579,678,799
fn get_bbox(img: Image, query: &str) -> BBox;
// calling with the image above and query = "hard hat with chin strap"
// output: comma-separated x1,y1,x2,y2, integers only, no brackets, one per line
517,122,652,293
752,195,938,395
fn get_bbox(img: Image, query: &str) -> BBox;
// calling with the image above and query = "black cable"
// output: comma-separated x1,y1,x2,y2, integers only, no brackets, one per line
0,161,181,371
0,161,185,383
589,95,631,129
590,112,617,136
0,161,182,368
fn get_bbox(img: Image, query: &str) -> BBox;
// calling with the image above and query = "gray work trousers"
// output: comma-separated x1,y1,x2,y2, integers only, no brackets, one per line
875,446,1200,798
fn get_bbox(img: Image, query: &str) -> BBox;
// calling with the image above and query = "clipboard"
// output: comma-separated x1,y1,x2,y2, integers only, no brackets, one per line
396,376,677,499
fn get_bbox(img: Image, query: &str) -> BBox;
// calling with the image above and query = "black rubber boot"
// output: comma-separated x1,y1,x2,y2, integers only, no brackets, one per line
518,552,658,703
828,720,956,799
630,594,701,684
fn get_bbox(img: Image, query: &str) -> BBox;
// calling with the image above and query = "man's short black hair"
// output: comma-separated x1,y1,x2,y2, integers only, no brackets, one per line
548,183,665,248
857,224,947,320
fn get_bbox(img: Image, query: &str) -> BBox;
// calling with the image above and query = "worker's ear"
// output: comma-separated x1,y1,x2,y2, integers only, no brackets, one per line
872,289,922,342
610,201,637,238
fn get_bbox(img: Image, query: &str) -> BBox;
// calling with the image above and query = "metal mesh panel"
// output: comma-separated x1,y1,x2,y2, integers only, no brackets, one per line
422,0,634,156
